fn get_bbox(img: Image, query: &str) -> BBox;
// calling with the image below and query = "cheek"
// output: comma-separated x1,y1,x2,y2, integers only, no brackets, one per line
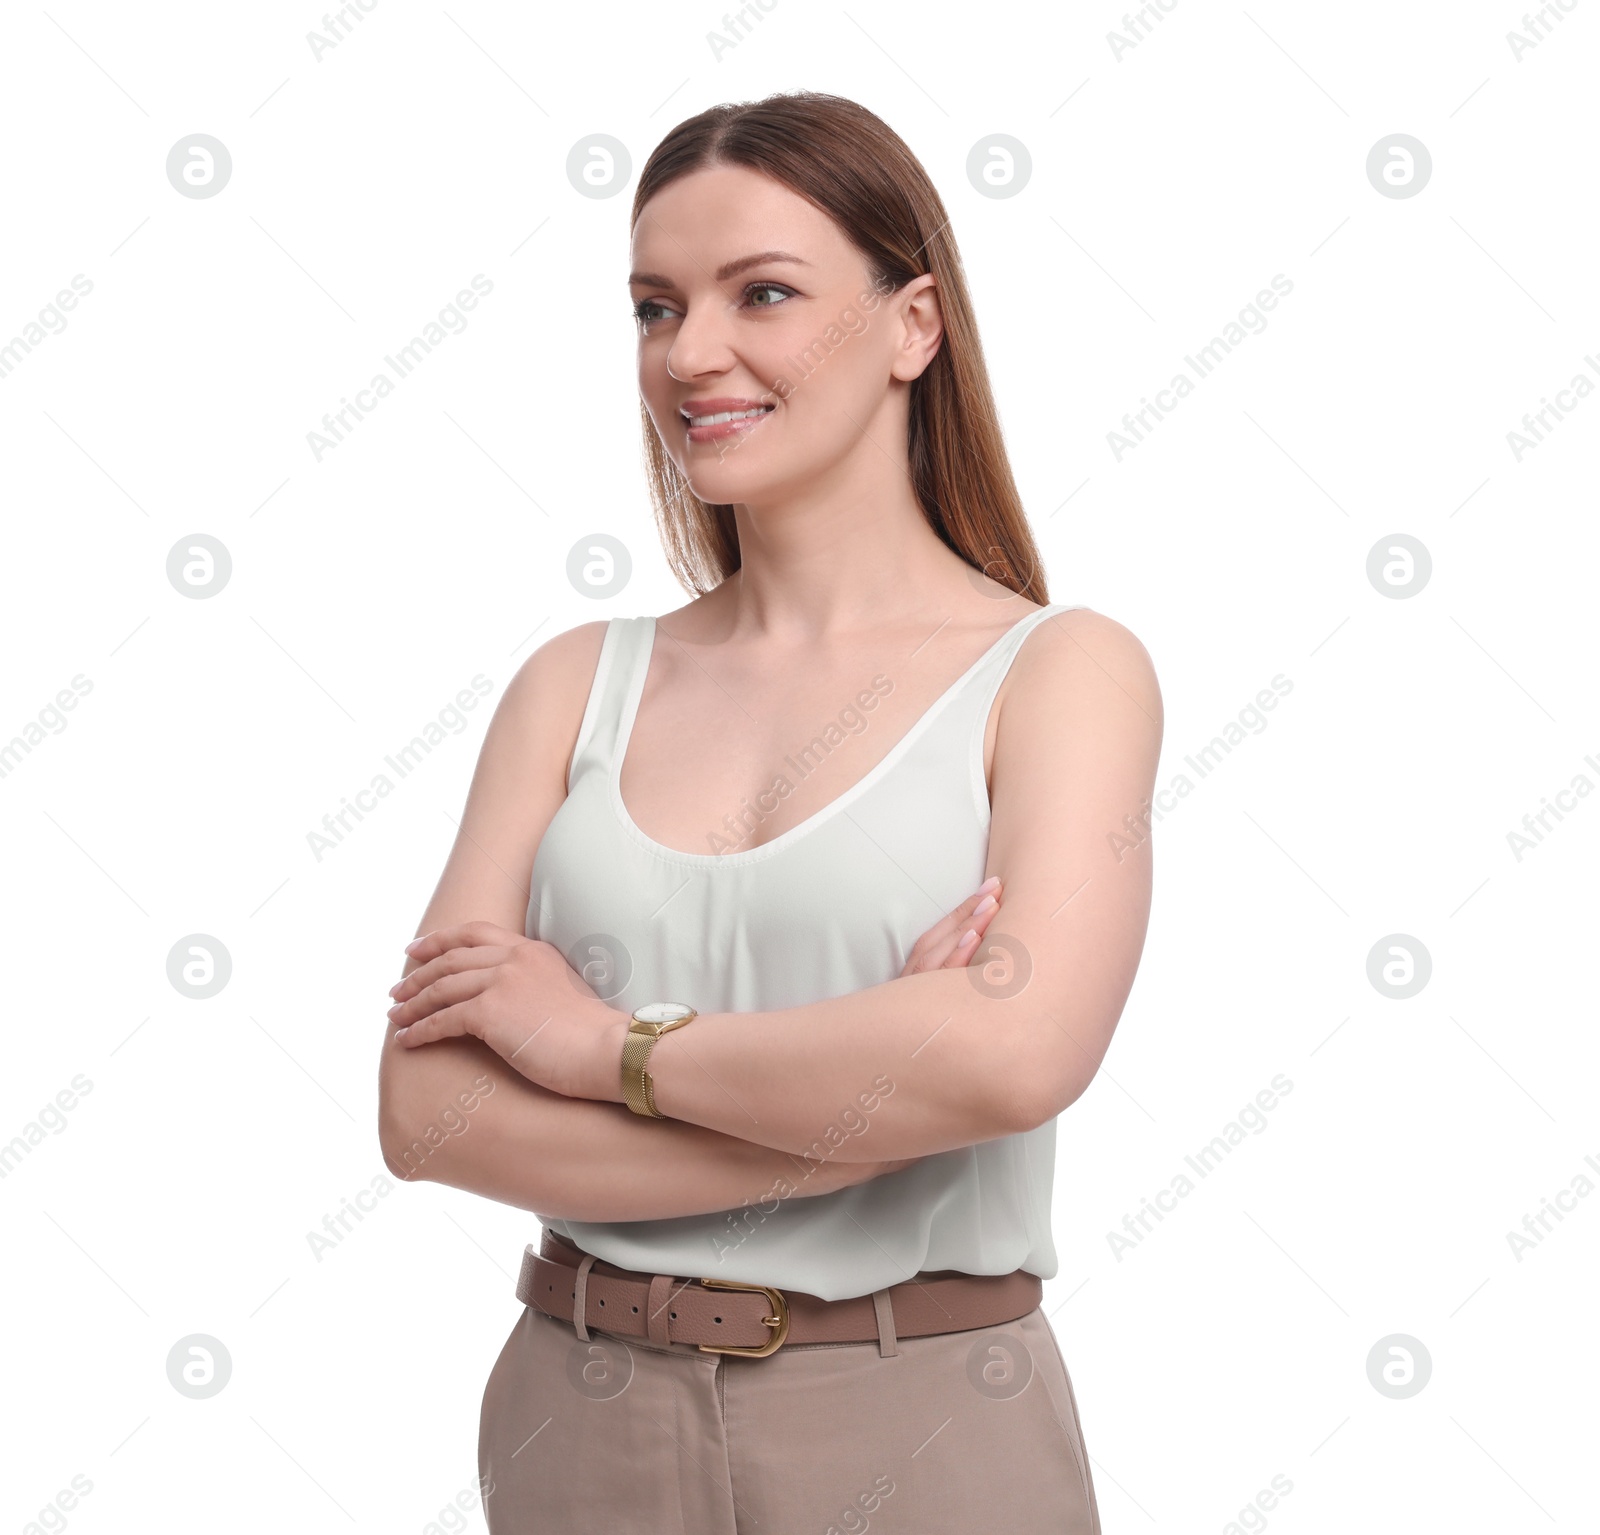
746,322,804,397
767,315,884,416
637,348,669,403
636,370,680,446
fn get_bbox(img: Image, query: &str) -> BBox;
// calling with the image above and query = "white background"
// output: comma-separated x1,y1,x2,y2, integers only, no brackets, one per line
1,1,1595,1530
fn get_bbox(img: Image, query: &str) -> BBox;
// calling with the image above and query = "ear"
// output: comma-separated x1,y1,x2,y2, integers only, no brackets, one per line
889,274,944,383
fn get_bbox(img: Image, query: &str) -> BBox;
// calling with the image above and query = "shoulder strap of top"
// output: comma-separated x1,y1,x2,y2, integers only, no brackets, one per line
954,600,1090,730
566,615,651,790
976,602,1085,684
565,604,1086,790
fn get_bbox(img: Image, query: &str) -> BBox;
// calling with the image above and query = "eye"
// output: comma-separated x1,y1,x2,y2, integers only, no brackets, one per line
632,298,675,328
744,282,794,310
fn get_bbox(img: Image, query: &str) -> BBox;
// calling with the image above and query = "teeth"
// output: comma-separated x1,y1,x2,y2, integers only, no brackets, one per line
687,406,771,427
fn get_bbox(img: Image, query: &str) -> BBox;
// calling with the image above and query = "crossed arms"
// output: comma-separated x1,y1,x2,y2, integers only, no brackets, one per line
377,610,1161,1223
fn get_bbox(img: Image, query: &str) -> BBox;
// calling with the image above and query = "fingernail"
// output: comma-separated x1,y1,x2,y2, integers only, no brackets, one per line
404,939,421,953
977,876,1000,894
973,894,997,917
959,928,979,947
388,982,402,998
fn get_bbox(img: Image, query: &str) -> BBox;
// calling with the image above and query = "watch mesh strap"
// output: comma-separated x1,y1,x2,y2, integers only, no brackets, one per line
621,1028,663,1117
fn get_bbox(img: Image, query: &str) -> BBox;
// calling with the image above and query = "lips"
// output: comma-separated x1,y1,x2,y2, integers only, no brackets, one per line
680,397,777,444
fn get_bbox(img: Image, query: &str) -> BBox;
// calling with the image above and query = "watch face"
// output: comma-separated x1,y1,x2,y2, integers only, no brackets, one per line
634,1002,694,1026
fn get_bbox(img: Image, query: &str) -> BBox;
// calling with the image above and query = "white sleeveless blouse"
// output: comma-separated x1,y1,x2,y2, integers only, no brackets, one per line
527,602,1085,1302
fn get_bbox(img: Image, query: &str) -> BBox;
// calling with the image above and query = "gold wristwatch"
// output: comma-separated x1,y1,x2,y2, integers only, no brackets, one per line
621,1002,698,1118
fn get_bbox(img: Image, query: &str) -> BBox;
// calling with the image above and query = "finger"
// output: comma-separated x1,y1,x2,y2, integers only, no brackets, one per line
388,968,491,1029
404,920,520,963
901,890,996,975
390,944,514,1004
903,878,1001,967
392,996,480,1049
901,880,1002,975
926,891,1002,971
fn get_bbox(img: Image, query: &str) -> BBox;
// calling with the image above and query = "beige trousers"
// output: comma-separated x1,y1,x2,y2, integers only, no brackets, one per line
478,1281,1101,1533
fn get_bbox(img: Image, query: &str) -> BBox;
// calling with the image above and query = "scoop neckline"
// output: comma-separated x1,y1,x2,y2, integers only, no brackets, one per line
608,603,1065,868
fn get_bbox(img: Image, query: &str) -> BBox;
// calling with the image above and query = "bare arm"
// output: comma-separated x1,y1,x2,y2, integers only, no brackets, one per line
635,609,1163,1159
375,623,909,1220
381,1031,901,1221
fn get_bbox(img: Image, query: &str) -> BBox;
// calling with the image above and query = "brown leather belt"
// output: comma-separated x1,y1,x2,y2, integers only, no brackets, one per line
517,1228,1042,1358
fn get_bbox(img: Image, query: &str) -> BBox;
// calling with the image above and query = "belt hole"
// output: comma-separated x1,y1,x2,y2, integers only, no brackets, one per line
631,1305,639,1313
599,1299,605,1306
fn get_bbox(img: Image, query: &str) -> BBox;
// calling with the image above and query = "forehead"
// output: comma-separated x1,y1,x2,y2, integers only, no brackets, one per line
630,164,852,272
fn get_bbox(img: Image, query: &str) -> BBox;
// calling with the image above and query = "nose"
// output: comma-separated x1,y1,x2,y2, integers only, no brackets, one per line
664,294,738,382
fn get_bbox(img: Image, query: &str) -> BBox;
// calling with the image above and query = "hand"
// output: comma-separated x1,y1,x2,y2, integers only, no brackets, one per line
897,875,1004,978
388,920,625,1100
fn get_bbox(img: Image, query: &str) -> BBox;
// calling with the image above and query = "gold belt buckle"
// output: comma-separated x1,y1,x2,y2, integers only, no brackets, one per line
696,1277,790,1357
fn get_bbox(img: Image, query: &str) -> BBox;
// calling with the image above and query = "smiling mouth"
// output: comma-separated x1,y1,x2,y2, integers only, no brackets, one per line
681,403,775,427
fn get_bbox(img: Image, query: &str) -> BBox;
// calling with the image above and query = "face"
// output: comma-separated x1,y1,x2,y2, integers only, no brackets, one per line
628,162,938,507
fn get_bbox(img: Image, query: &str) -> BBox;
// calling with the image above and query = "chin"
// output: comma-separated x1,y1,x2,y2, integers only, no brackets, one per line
680,454,780,498
682,471,755,505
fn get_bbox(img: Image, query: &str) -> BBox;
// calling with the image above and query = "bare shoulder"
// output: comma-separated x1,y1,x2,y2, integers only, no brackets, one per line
494,619,613,789
503,618,610,712
985,606,1164,887
415,619,613,937
1003,605,1164,743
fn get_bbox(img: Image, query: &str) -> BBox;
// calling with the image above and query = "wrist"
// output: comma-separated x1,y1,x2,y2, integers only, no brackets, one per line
619,1002,701,1118
589,1005,631,1103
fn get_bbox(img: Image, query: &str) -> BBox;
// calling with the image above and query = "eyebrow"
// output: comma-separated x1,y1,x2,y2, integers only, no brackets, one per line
627,249,811,288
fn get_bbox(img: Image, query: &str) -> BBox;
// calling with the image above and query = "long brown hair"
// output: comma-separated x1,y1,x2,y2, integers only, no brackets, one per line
630,90,1049,603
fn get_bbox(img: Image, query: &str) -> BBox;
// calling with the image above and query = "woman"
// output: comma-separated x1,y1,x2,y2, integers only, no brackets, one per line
378,90,1160,1533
